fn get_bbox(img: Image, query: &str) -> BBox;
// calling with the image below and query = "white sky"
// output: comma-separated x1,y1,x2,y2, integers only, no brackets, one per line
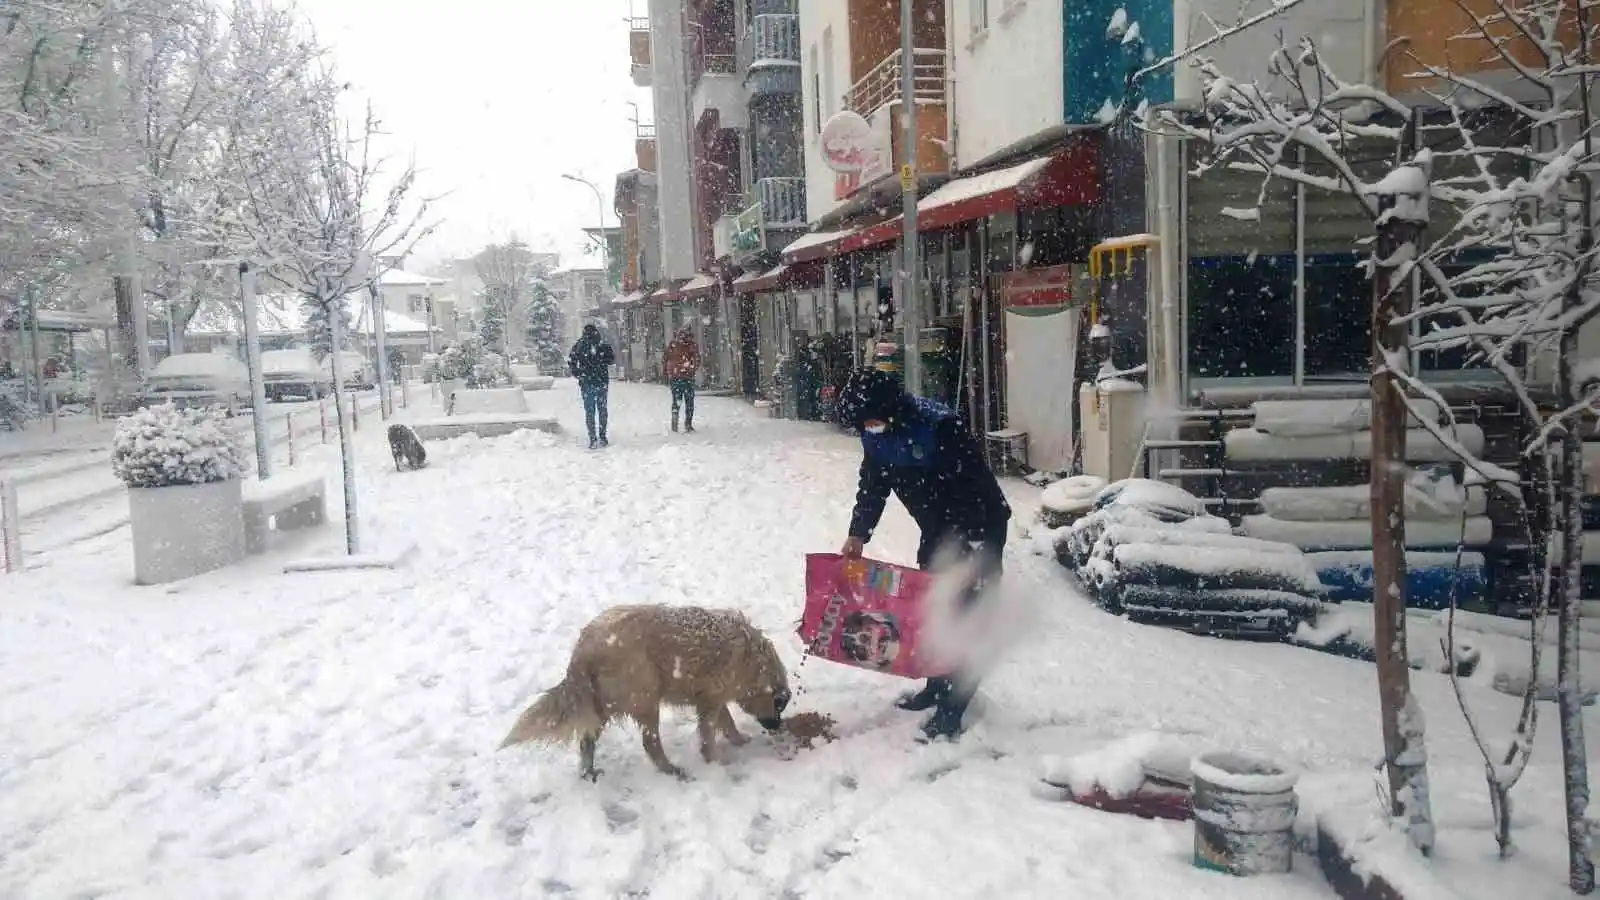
294,0,653,272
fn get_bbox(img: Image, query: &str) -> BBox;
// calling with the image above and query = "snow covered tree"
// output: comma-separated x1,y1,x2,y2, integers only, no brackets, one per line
472,238,544,355
524,280,565,374
1144,0,1596,884
300,294,352,361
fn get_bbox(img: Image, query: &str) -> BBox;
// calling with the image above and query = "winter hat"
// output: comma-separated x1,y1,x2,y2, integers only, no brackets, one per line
582,324,600,340
838,367,908,430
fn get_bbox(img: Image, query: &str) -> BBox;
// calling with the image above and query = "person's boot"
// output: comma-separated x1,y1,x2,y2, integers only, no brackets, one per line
685,417,695,433
588,437,598,450
919,701,967,742
896,677,951,712
671,413,679,433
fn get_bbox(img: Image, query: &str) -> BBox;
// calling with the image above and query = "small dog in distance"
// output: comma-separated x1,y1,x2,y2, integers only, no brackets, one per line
387,423,427,471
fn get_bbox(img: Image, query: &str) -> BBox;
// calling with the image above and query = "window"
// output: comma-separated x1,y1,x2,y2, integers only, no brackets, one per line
809,44,821,133
407,293,426,313
1184,152,1296,384
821,28,835,122
970,0,989,34
1301,142,1389,380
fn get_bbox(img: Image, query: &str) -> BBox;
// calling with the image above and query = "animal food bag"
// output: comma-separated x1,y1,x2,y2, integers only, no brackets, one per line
799,553,937,679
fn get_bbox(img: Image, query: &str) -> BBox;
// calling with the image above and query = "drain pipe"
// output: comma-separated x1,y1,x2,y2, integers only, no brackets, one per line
944,0,958,173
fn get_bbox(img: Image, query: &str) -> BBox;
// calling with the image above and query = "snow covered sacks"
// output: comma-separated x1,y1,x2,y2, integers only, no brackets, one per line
799,554,938,679
1060,479,1325,638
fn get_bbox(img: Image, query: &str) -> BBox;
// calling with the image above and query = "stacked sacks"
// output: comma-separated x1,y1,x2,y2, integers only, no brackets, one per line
1038,475,1109,529
1060,479,1326,639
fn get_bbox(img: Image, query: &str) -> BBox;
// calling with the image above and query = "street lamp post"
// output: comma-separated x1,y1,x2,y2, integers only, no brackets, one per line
561,173,610,284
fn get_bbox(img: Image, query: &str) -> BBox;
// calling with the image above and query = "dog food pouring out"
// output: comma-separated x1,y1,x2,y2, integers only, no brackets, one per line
498,605,790,780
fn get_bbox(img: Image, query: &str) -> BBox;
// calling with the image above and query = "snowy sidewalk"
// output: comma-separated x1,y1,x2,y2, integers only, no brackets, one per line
0,380,1590,899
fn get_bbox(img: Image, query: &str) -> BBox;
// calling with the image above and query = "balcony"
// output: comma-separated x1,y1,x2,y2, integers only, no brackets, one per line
712,178,807,262
690,49,747,128
738,13,801,97
845,48,946,118
629,17,651,87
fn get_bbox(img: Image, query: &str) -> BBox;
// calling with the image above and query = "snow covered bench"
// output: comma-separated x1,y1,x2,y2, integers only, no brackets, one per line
408,414,561,442
448,387,528,417
242,470,328,554
509,365,554,390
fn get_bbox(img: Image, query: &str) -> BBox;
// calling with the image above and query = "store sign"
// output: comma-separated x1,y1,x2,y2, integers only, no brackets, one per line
828,109,893,200
732,202,764,254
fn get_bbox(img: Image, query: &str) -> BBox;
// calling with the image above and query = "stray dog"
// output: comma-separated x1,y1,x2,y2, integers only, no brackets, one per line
498,605,791,780
387,423,427,471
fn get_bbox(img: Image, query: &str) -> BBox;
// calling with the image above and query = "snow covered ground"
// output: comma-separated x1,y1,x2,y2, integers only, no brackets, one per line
0,380,1594,899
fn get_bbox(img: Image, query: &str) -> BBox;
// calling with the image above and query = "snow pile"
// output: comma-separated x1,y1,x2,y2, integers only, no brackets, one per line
1038,474,1107,527
1315,801,1458,900
1260,481,1486,522
111,404,246,488
1251,397,1444,437
1042,732,1196,799
1224,423,1485,463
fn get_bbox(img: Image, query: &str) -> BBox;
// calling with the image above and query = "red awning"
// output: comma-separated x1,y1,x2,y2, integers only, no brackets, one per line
838,217,902,254
679,273,719,299
644,279,687,304
916,142,1098,232
780,229,854,265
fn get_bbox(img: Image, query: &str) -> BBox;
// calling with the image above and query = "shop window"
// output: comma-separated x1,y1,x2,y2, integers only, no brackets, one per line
1302,255,1371,380
1019,206,1095,268
1185,149,1296,383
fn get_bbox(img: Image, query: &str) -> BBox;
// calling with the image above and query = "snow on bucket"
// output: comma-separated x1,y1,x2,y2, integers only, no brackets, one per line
1190,751,1299,876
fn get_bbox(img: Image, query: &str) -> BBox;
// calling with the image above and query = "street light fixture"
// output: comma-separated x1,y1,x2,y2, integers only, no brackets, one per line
561,173,610,279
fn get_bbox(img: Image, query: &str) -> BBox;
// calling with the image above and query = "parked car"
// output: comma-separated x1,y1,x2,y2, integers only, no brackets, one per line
260,349,332,402
139,353,251,414
321,351,374,390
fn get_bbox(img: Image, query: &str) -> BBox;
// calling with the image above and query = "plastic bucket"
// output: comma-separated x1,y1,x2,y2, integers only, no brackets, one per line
1191,751,1299,876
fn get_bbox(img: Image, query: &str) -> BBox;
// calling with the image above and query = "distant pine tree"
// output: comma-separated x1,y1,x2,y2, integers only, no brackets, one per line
301,297,352,360
524,281,566,373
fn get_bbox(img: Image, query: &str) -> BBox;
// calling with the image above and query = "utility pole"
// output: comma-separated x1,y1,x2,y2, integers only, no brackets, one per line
370,281,391,419
327,290,359,555
239,263,271,478
898,0,922,396
1369,117,1434,855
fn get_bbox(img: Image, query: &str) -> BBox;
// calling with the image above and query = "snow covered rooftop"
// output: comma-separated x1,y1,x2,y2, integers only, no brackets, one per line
378,268,446,288
680,273,717,294
188,294,438,337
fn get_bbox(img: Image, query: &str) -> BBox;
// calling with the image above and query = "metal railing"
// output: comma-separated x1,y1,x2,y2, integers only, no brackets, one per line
739,13,799,71
755,177,806,228
636,122,657,139
702,53,737,76
846,48,946,117
628,16,649,31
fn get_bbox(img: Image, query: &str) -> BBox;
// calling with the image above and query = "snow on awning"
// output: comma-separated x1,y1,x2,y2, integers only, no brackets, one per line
733,265,788,294
645,280,687,304
679,273,719,299
839,217,903,254
780,229,854,265
612,289,647,307
916,142,1098,232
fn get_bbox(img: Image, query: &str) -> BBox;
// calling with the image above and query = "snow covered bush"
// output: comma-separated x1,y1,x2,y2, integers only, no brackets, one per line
437,342,479,382
471,350,510,388
112,404,246,488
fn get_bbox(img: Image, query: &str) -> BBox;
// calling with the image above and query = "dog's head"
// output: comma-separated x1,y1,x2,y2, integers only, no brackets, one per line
738,633,791,732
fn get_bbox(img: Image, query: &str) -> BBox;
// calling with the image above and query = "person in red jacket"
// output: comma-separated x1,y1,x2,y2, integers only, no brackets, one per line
664,327,700,432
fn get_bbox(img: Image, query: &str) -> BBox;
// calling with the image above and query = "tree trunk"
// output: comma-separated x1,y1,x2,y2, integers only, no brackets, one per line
1370,142,1435,856
1556,164,1596,893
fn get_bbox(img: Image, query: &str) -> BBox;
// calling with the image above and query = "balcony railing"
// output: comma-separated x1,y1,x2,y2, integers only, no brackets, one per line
636,122,656,139
845,48,946,118
737,13,800,71
754,176,805,228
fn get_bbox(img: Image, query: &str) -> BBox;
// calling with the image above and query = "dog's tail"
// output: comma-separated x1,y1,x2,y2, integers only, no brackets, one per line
498,671,603,749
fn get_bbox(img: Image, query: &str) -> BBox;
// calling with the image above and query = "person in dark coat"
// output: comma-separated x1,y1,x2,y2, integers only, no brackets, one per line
568,324,615,449
837,367,1011,740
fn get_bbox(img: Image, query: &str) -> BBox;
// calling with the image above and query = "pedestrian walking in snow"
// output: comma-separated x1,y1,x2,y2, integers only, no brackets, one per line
836,367,1012,741
664,327,700,433
568,324,615,449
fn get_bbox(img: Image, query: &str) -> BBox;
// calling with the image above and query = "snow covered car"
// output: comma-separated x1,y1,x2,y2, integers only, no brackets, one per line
138,353,252,414
321,351,374,390
260,349,332,401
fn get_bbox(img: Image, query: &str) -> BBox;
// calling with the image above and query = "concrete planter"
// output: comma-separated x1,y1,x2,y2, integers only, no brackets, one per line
128,479,247,585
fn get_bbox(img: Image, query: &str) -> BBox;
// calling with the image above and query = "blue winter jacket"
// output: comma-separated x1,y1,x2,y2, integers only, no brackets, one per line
847,397,1011,547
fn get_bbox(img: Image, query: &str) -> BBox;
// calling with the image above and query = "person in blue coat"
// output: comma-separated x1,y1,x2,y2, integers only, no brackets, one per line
568,325,615,449
836,367,1011,740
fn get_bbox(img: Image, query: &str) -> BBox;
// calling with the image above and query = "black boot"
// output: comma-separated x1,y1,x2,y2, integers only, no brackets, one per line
896,677,952,712
919,700,967,742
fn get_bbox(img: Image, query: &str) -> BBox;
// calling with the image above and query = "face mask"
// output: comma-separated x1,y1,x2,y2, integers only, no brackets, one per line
863,423,887,435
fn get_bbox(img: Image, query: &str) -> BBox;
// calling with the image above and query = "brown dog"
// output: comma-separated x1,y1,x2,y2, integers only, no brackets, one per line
498,605,791,780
